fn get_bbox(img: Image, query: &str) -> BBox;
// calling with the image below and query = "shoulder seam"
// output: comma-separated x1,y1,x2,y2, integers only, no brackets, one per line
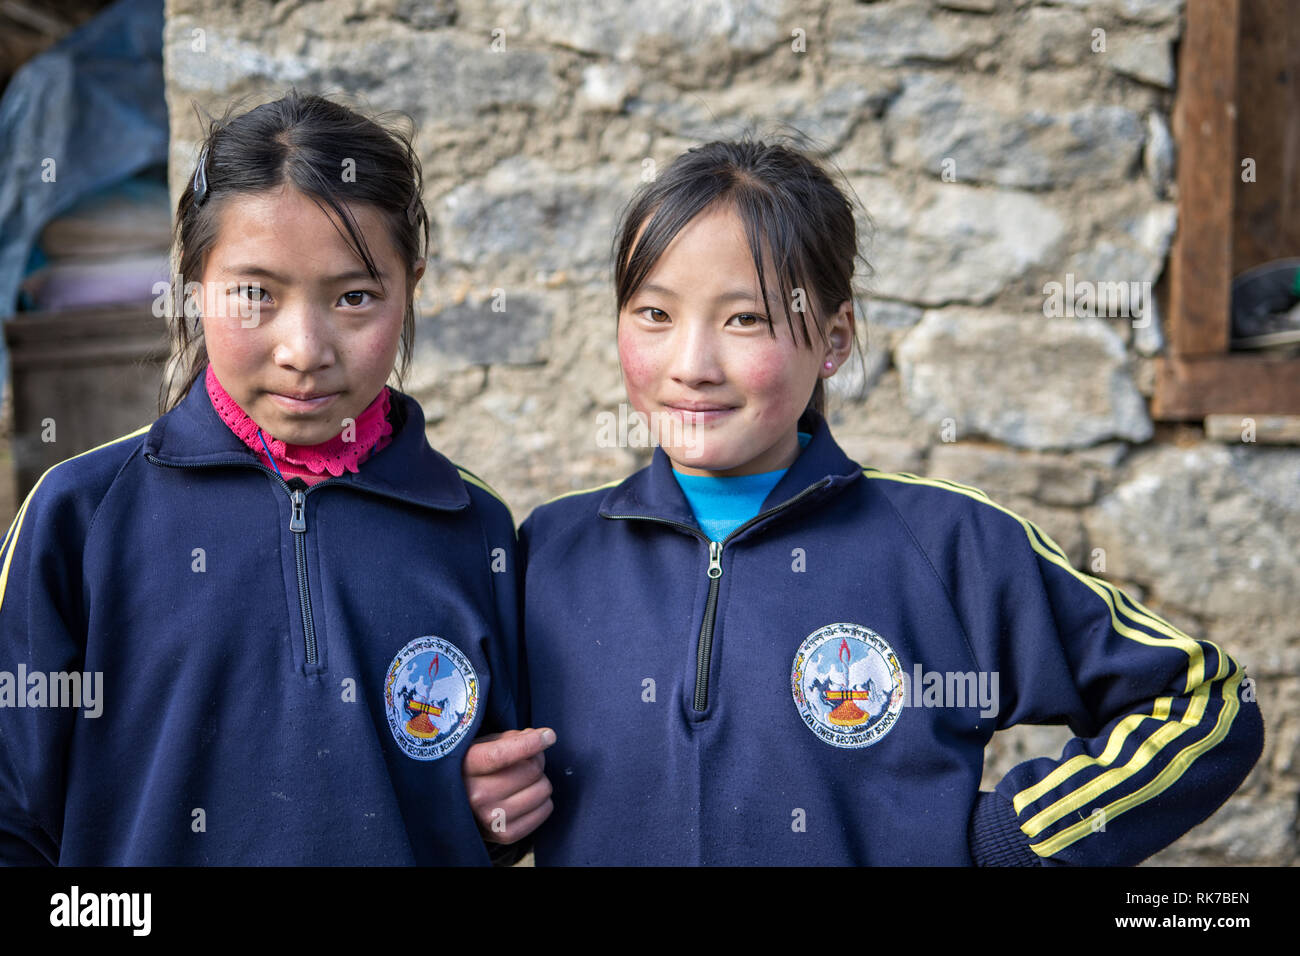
456,467,515,528
539,478,623,508
863,467,1201,659
859,470,986,678
861,466,993,503
0,424,151,616
84,433,155,562
2,424,151,553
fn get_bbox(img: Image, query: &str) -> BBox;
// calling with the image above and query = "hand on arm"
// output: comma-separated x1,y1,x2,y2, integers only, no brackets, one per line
463,728,556,845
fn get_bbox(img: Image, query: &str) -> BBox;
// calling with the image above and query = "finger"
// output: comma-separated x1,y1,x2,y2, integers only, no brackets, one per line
463,729,550,777
495,773,554,823
515,745,546,777
482,791,555,844
465,757,547,811
464,727,556,776
489,799,554,845
476,778,553,838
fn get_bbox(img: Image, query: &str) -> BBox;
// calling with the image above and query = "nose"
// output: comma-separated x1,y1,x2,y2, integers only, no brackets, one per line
667,317,724,389
272,299,336,372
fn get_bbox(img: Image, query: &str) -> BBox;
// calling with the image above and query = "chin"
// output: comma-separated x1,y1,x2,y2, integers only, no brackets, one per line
288,425,340,446
669,448,744,475
257,415,331,447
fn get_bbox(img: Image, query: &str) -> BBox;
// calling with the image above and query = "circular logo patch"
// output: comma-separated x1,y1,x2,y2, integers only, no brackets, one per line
384,636,479,760
791,622,904,749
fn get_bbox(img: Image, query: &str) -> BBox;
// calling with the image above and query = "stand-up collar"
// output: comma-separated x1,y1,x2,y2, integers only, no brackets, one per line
144,370,470,512
597,410,863,529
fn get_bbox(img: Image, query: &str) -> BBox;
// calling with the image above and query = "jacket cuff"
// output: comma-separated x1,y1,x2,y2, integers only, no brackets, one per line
969,790,1042,866
485,825,539,867
486,839,525,867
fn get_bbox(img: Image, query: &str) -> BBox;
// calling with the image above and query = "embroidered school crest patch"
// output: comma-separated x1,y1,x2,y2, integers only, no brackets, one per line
791,623,905,749
384,636,479,761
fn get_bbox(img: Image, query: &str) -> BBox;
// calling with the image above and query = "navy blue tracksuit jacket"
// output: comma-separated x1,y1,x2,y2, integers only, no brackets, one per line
521,412,1263,865
0,373,520,864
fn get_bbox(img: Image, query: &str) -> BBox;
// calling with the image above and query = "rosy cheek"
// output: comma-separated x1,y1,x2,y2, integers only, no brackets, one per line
357,314,402,362
203,318,247,363
200,302,264,387
744,350,806,417
200,286,242,343
744,353,786,388
618,331,656,397
619,349,650,383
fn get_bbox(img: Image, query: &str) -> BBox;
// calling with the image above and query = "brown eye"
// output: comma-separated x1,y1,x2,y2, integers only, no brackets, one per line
339,290,373,307
729,312,768,328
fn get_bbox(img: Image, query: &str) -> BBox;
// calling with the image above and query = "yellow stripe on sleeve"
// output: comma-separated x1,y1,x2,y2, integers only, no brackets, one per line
1021,670,1217,836
859,467,1234,844
538,478,624,507
456,468,515,526
861,469,1205,687
0,425,151,616
1009,698,1175,813
1028,665,1246,857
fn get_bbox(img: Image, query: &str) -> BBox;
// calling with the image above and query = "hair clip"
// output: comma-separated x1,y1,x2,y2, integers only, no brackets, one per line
192,145,210,206
405,193,423,226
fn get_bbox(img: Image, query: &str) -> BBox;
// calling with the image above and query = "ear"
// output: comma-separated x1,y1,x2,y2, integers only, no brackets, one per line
820,299,855,377
408,259,427,305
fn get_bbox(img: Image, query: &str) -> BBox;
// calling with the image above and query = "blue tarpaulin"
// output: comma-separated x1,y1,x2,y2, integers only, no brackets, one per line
0,0,166,393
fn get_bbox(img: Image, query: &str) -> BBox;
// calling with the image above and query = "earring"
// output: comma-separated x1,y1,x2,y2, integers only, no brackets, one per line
824,361,834,370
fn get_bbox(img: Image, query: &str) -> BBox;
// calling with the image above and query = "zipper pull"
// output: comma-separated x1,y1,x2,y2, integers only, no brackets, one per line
707,540,722,579
290,489,307,533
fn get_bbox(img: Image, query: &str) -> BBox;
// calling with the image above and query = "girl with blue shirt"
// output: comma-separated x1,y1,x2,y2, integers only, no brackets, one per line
493,139,1263,866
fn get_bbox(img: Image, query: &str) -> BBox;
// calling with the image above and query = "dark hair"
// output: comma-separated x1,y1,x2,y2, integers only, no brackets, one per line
160,90,430,412
612,138,870,417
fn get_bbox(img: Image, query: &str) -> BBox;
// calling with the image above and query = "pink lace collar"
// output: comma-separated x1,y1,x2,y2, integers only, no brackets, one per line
205,364,394,477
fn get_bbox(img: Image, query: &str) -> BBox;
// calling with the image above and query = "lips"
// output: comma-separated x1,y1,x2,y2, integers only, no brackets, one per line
267,389,340,413
661,400,737,424
281,390,335,401
663,400,735,412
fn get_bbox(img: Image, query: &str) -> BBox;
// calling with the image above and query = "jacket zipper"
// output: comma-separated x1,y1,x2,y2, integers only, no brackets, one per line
694,540,722,710
288,487,318,666
145,454,334,668
605,477,831,712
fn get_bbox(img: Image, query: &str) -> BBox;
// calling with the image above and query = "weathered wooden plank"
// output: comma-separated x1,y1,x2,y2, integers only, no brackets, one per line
1152,354,1300,419
1205,413,1300,443
1233,0,1300,275
1168,0,1240,355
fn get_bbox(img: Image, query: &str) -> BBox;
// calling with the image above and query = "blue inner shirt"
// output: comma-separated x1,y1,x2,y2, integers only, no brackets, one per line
671,432,811,542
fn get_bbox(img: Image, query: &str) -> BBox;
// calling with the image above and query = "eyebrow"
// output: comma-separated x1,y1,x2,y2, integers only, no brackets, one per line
217,265,385,284
637,282,761,305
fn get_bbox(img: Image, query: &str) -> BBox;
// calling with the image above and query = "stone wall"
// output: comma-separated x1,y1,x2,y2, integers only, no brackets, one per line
163,0,1298,864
